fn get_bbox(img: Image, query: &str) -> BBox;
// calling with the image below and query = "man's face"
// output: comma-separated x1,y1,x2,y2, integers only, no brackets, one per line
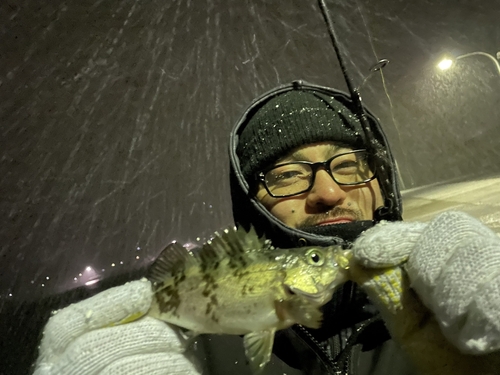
255,142,384,229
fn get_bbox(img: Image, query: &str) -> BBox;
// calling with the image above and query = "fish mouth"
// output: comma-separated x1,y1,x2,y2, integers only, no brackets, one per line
285,285,334,306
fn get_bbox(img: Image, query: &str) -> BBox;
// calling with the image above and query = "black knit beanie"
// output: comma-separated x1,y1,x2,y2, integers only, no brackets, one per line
237,89,366,181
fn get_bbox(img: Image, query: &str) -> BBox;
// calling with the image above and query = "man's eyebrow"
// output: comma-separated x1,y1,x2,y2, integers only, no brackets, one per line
276,144,347,164
276,150,306,163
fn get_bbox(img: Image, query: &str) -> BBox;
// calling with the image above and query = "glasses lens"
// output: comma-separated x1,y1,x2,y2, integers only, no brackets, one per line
262,150,375,197
330,151,374,184
264,163,312,197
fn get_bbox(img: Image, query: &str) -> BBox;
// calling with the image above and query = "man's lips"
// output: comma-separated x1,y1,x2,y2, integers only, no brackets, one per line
298,207,361,227
316,217,354,225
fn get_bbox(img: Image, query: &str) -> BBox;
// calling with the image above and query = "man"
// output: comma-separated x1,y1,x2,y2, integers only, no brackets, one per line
228,80,408,374
34,81,500,375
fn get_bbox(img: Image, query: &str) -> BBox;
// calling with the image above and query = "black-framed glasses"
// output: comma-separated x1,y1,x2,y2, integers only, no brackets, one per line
257,149,376,198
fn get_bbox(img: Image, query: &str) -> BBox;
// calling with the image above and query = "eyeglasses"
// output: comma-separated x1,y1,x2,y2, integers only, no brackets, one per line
257,149,376,198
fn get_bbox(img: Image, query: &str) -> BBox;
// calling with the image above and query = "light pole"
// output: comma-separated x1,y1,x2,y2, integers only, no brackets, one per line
437,51,500,75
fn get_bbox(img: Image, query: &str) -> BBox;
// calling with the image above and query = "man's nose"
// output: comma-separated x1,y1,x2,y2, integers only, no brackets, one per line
306,169,347,207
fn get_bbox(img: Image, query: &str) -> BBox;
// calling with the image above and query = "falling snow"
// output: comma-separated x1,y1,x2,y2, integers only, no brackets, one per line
1,0,500,373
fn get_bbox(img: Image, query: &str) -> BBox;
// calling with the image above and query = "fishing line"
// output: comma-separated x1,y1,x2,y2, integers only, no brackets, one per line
317,0,401,220
354,0,412,188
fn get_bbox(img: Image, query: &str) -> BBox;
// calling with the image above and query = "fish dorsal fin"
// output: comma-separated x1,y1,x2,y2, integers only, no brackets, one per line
148,242,196,284
243,329,276,374
199,225,273,266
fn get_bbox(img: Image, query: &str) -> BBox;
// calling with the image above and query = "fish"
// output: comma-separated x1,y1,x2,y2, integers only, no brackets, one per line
147,225,351,373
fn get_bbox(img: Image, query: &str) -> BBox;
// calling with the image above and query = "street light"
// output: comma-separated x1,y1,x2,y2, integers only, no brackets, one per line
437,51,500,75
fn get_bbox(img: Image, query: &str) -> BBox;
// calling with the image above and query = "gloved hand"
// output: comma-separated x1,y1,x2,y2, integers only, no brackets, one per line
350,211,500,375
34,278,200,375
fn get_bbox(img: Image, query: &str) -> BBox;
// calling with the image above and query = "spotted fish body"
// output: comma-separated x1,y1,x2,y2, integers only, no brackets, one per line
147,226,350,372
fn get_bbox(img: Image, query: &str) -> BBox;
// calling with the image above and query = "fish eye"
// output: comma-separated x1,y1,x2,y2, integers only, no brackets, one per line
306,249,324,266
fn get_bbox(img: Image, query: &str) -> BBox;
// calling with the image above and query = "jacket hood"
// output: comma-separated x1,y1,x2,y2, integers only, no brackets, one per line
229,80,402,249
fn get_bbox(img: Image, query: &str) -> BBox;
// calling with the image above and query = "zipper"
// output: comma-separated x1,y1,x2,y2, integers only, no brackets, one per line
333,315,382,374
292,314,382,375
293,324,344,374
289,282,356,375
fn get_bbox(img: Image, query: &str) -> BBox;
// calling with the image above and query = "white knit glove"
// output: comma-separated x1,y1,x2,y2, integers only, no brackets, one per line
34,278,200,375
350,211,500,375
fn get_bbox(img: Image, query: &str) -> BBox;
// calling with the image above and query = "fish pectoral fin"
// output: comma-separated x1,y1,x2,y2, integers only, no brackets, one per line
283,297,323,329
243,329,276,374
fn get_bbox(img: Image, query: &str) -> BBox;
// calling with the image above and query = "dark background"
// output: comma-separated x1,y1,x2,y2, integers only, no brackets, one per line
1,0,500,373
